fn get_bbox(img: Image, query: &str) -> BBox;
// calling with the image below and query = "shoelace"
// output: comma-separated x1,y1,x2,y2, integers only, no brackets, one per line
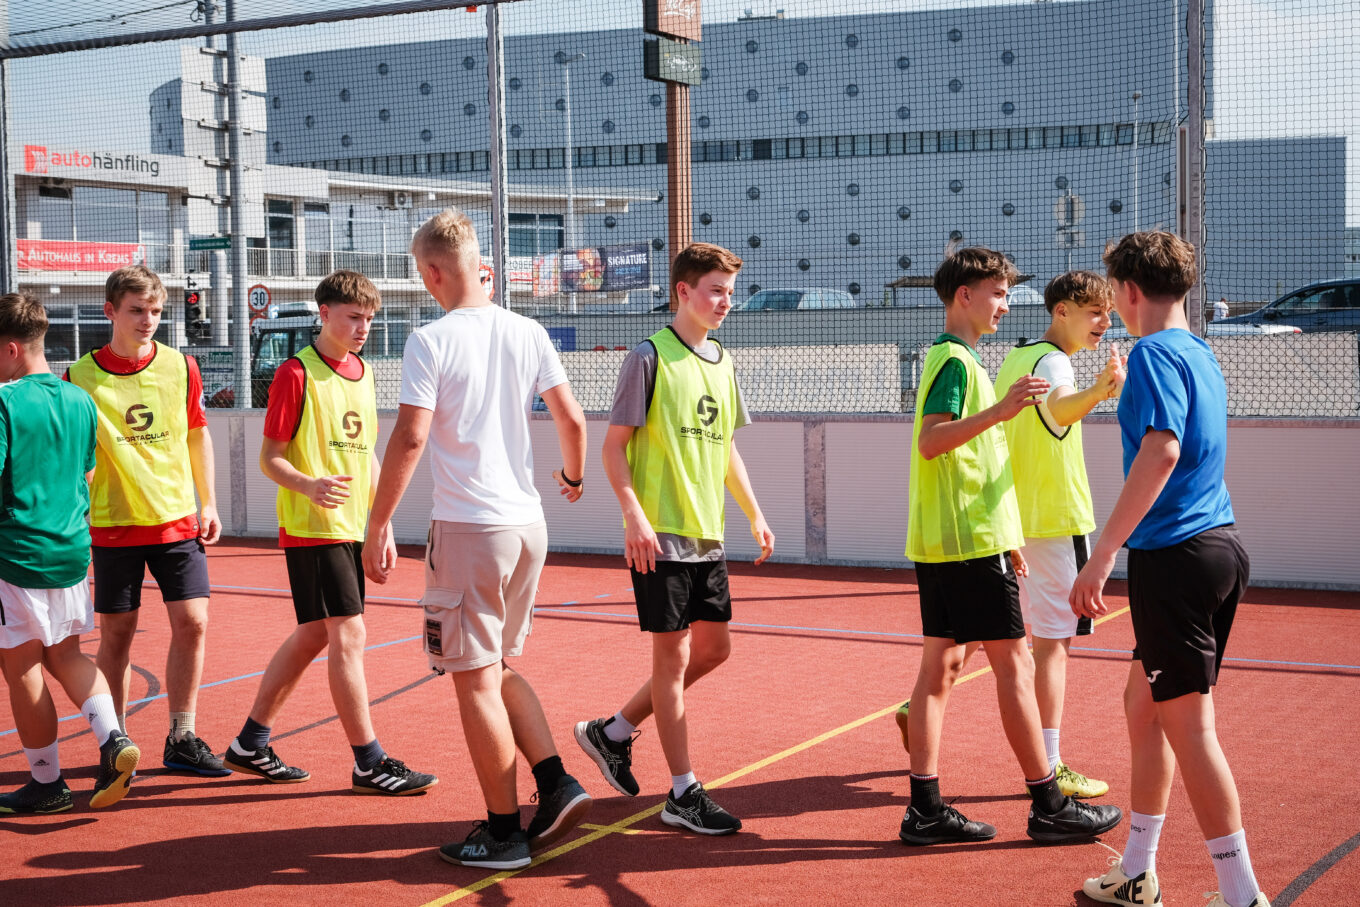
380,757,410,777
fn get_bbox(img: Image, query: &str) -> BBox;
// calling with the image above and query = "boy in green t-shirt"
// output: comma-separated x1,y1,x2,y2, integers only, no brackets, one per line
575,242,774,836
0,293,140,814
899,249,1121,848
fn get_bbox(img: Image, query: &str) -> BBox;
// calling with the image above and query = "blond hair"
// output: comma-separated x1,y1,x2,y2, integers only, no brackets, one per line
105,264,167,308
315,269,382,312
410,207,480,271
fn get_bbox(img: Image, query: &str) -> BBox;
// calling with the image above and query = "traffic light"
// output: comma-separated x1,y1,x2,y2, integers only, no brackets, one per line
185,288,209,342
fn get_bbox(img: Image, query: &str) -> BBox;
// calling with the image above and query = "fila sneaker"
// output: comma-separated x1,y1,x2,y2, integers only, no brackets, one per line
898,803,997,846
1027,796,1122,844
1204,894,1270,907
90,731,140,809
352,756,438,796
439,821,531,870
1083,858,1163,904
0,778,74,815
660,782,741,835
574,717,640,796
526,775,593,852
1056,761,1110,799
223,739,310,783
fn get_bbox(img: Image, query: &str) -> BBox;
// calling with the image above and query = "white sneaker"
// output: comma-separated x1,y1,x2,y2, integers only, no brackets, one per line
1083,858,1162,905
1204,893,1270,907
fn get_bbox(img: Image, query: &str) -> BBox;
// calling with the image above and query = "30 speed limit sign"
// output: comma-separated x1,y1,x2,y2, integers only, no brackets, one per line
248,284,271,313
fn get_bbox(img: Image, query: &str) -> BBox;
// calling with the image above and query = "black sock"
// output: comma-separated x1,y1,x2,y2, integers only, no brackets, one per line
351,739,385,773
238,717,271,752
1026,772,1065,814
531,755,567,797
909,773,943,816
487,810,522,842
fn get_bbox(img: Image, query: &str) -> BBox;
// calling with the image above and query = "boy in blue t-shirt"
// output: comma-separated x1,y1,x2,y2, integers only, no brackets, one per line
1071,233,1267,907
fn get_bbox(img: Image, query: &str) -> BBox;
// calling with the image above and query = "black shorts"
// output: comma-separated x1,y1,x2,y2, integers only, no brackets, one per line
93,538,211,614
1128,525,1249,703
284,541,366,625
916,552,1025,643
631,560,732,633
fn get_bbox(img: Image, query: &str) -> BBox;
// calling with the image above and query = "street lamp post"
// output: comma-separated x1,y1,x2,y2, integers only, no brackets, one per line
1132,89,1142,233
557,51,586,314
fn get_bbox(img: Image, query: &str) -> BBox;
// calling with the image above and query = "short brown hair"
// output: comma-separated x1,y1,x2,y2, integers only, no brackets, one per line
315,269,382,312
1103,231,1198,300
670,242,743,302
105,264,167,308
933,247,1019,304
410,207,480,271
1044,271,1113,313
0,292,48,345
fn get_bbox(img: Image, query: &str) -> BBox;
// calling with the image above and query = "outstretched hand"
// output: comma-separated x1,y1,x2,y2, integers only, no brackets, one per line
996,375,1050,420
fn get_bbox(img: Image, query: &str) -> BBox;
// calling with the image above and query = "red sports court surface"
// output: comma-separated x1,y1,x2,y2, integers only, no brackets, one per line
2,539,1357,906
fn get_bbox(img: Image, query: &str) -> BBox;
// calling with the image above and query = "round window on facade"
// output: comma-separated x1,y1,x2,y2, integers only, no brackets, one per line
796,61,809,76
272,96,281,109
509,77,522,91
747,89,759,102
949,179,963,193
652,238,664,251
845,34,859,48
846,83,860,97
510,124,522,138
272,140,281,152
1002,50,1015,65
897,56,911,70
419,82,432,95
700,212,712,225
604,215,617,229
377,62,389,75
701,67,710,81
303,70,314,82
847,232,861,246
650,94,662,108
748,284,761,296
897,106,911,120
948,27,962,42
849,282,862,295
747,186,760,200
1109,199,1124,213
699,116,711,129
305,115,315,128
1055,176,1069,190
796,110,809,125
898,255,912,269
341,134,352,147
748,235,761,248
746,39,759,54
603,120,616,133
421,129,433,142
797,209,810,223
1002,202,1016,216
897,205,911,220
1002,101,1015,115
555,97,566,111
847,183,860,196
339,88,350,101
797,258,811,271
949,229,964,241
464,103,476,116
601,72,615,87
949,78,963,93
462,56,476,70
379,108,391,121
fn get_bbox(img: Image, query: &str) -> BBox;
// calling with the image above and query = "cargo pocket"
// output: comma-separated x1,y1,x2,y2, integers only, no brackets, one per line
420,587,464,662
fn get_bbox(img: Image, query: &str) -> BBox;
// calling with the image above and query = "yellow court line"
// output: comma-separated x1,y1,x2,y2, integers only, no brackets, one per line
420,605,1131,906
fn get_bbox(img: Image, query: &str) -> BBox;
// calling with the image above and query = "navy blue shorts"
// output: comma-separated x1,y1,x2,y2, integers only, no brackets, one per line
92,538,211,614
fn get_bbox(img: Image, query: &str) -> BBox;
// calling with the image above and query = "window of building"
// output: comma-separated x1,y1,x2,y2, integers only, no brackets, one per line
509,213,564,256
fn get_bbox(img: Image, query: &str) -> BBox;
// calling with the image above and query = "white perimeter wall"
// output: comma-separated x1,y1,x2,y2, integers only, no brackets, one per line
207,413,1360,590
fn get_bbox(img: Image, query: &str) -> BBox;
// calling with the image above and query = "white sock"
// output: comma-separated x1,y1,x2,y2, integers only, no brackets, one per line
24,742,61,784
604,711,636,743
1207,829,1260,907
170,711,195,742
1042,728,1061,771
671,772,698,799
1121,812,1166,876
82,694,121,745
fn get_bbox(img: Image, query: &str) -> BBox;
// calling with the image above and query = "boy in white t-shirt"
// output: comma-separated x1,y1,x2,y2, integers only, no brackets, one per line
363,207,591,871
992,270,1125,799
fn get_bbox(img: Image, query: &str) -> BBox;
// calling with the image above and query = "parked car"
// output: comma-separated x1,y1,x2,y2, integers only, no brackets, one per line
1102,321,1302,343
736,288,859,311
1213,279,1360,333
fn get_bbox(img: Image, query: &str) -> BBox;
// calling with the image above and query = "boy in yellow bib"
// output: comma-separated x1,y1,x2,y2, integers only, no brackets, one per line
67,265,226,777
575,243,774,836
994,271,1125,800
222,270,436,797
899,248,1122,849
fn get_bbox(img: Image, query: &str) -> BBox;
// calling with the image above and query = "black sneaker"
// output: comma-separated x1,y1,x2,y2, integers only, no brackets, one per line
163,732,231,777
526,774,593,852
0,778,74,815
91,731,140,809
899,803,998,845
573,718,639,796
660,782,742,835
439,821,531,870
223,739,310,783
352,756,438,796
1027,796,1123,844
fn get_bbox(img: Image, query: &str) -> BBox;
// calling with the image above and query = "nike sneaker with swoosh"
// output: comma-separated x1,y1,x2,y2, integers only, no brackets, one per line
1083,858,1163,904
1027,796,1123,843
899,803,997,845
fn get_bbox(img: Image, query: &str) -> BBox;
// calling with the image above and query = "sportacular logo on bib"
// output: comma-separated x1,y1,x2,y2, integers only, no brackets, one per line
680,394,724,442
116,402,169,445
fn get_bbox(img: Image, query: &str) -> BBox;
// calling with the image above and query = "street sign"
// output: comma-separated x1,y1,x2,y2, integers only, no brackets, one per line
189,236,231,251
644,0,701,42
644,37,702,86
248,284,271,313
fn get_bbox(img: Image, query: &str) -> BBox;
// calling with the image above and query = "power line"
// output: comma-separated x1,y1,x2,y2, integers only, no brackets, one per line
11,0,198,39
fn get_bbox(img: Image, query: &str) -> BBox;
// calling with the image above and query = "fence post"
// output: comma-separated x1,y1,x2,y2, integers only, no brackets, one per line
0,57,15,296
226,0,252,406
486,5,510,308
1184,0,1207,336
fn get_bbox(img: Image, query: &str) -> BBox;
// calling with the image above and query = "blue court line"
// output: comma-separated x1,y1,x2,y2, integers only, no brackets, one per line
1066,643,1360,673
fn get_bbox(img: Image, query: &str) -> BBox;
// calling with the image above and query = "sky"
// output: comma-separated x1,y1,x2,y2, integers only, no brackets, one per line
7,0,1358,224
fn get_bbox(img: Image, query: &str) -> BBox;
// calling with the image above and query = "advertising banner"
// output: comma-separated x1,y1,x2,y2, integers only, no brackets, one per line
17,239,145,272
532,252,561,297
559,242,651,293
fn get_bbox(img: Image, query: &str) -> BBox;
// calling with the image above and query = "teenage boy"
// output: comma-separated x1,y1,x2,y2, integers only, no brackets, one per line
0,293,139,813
221,271,436,796
993,271,1125,799
363,207,592,870
575,242,774,836
67,265,227,777
900,247,1122,847
1076,232,1267,907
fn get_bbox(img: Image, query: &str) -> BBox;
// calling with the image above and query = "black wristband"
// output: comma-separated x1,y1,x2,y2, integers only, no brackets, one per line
560,469,582,488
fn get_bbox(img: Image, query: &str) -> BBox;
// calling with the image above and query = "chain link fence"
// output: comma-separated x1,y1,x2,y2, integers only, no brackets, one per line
6,0,1358,416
